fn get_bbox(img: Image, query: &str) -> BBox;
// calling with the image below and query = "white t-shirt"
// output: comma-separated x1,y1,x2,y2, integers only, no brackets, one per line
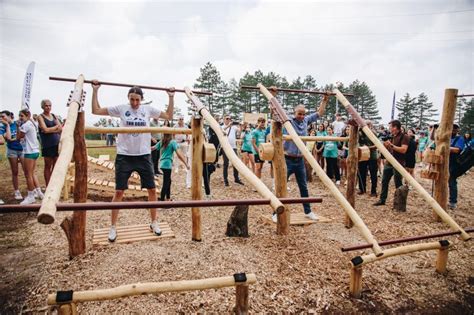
107,104,162,156
222,123,238,149
19,120,40,154
174,124,189,143
332,120,346,136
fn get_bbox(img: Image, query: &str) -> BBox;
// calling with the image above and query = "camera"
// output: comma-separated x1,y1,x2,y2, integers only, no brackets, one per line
379,133,392,142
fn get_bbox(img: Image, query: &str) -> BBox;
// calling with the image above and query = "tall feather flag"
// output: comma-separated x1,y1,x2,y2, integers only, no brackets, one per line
390,90,396,120
21,61,35,110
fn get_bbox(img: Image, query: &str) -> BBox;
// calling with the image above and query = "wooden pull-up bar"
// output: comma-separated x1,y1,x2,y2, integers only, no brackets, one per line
84,126,193,135
241,85,354,97
50,76,213,96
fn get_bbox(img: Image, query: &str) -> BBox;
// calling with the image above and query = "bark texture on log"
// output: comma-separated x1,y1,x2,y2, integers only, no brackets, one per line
393,185,409,212
226,205,249,237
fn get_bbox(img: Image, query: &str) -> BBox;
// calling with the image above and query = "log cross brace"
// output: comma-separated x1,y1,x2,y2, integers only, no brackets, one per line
269,98,289,124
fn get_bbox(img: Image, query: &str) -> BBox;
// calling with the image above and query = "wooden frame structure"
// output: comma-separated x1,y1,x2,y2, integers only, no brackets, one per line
48,273,256,314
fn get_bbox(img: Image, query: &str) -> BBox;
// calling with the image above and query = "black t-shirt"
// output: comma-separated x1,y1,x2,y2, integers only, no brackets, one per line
390,131,410,166
405,136,417,168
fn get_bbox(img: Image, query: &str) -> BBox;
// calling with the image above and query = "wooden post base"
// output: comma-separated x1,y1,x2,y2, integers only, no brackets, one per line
350,267,363,298
436,247,449,274
235,284,249,315
58,303,77,315
226,205,249,237
344,214,354,228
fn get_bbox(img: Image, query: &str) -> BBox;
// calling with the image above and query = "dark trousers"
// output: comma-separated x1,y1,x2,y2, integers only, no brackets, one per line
286,157,311,214
160,168,172,201
358,159,378,193
223,148,240,183
152,149,160,174
106,134,114,146
203,163,211,195
326,157,341,181
448,164,458,204
379,164,403,202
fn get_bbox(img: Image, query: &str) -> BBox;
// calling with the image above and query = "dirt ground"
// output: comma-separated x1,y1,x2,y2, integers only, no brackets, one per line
0,147,473,314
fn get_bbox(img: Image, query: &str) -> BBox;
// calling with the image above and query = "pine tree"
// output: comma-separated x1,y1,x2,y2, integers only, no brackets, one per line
455,97,467,125
396,93,417,129
192,62,223,115
348,80,381,124
414,92,437,129
460,98,474,133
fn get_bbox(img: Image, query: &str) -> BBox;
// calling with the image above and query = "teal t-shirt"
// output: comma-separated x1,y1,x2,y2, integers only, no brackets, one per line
316,130,327,144
252,128,266,151
323,141,339,158
418,136,428,152
156,139,179,169
241,130,255,153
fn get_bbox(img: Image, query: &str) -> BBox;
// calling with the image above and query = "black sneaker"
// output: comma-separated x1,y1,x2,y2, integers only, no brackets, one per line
373,200,385,206
224,181,229,187
235,180,244,185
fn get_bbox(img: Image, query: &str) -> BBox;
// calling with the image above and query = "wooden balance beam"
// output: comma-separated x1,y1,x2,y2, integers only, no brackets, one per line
348,240,452,298
282,135,349,142
47,273,256,314
333,89,470,241
67,175,149,197
257,84,383,257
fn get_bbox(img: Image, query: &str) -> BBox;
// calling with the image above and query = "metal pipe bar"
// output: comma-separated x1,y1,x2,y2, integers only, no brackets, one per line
86,146,117,149
341,227,473,252
50,76,213,96
457,94,474,97
0,197,323,213
85,126,192,135
240,85,354,97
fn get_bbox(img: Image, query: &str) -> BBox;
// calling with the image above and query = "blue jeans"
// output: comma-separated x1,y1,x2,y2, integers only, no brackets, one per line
448,164,458,204
286,156,311,214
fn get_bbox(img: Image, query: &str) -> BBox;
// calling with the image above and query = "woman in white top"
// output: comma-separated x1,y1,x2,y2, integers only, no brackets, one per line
18,109,44,204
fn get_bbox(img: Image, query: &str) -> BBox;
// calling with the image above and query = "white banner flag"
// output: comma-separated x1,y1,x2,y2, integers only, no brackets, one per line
21,61,35,110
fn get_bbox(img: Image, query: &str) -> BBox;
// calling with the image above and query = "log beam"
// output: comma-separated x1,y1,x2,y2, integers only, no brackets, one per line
345,123,358,228
272,120,289,235
191,117,203,241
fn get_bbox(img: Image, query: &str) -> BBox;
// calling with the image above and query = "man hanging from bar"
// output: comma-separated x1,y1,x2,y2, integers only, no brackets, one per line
277,90,329,222
91,79,175,242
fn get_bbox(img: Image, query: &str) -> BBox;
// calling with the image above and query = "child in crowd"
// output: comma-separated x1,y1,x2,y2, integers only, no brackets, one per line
323,126,341,185
240,122,256,173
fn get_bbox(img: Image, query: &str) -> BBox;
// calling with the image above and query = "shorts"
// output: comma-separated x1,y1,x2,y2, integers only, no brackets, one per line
6,148,23,158
254,153,264,164
42,145,59,158
241,149,253,154
24,152,40,160
115,154,156,190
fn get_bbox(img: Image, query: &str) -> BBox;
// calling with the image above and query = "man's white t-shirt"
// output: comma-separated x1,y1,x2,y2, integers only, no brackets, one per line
107,104,162,156
332,120,346,136
19,120,40,154
222,123,238,149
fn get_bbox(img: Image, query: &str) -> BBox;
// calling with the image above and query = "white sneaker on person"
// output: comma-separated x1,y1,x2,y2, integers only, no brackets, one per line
150,221,162,236
336,180,341,186
14,190,23,200
35,188,44,200
205,194,212,200
0,199,4,205
108,226,117,242
20,195,36,205
305,212,319,221
271,213,277,223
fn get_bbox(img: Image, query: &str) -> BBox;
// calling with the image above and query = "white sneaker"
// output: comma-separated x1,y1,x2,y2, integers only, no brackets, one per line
14,190,23,200
20,195,36,205
271,213,277,223
336,180,341,186
35,189,44,200
205,194,212,200
305,212,319,221
150,221,162,236
108,226,117,242
0,199,4,205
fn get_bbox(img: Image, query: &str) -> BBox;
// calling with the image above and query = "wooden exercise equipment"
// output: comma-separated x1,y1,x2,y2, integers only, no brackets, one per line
202,142,217,163
48,273,256,314
357,145,370,162
257,83,383,256
85,126,192,135
334,89,470,241
92,223,175,246
258,143,274,161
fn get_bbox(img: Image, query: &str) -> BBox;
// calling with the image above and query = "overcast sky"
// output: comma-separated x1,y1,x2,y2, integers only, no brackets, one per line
1,0,473,124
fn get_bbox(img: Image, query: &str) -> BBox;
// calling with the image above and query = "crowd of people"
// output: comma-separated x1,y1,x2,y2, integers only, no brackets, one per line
1,82,472,242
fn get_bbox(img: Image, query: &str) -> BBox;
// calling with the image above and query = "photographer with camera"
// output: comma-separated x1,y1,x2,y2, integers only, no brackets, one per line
222,115,244,186
374,120,410,206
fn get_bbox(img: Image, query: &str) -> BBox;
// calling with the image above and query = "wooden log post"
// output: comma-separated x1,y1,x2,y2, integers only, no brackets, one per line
235,284,249,315
226,205,249,237
272,120,289,235
434,89,458,221
345,123,358,228
191,117,203,241
435,240,450,274
333,89,471,241
349,267,362,298
37,75,84,224
58,303,77,315
61,110,88,258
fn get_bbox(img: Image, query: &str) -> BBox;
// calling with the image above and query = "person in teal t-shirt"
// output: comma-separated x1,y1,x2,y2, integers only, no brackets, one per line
252,117,267,178
322,126,341,184
155,134,189,201
315,123,327,169
417,131,429,164
240,122,256,173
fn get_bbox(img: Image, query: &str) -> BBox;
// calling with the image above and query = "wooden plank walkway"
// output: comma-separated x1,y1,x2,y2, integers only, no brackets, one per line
264,212,332,225
93,222,174,246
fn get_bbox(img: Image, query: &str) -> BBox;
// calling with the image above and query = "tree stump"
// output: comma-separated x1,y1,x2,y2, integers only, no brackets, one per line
226,205,249,237
393,185,409,212
304,159,313,182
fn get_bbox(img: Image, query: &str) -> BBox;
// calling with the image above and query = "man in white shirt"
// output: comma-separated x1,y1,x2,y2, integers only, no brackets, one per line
173,116,189,173
332,113,346,136
91,79,175,242
221,115,244,186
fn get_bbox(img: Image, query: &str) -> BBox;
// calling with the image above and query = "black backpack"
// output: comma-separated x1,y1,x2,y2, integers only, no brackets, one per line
455,144,473,177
